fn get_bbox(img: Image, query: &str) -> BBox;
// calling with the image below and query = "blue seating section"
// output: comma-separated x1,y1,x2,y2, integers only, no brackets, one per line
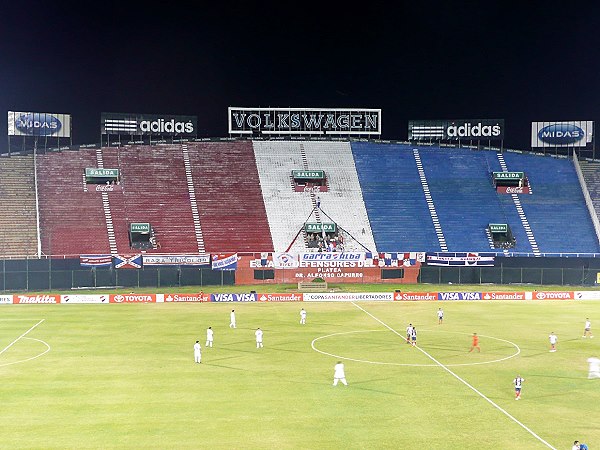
351,142,440,251
351,143,599,254
419,147,512,252
503,152,600,253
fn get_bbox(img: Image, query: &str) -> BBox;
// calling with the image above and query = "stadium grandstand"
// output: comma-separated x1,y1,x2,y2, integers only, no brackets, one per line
1,139,598,258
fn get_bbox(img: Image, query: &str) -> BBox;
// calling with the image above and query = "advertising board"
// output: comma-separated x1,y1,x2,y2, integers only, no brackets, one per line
531,121,593,148
409,119,504,141
8,111,71,137
101,113,197,136
228,107,381,135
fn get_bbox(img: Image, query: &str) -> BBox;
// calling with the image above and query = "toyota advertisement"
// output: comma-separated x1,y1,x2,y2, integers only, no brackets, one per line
531,121,594,148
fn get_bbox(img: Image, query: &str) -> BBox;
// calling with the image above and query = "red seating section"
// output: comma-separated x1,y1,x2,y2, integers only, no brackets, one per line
37,150,110,255
103,145,198,254
187,142,273,252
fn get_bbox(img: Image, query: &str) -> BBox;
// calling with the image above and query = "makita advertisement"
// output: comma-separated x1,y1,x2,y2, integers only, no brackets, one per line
101,113,197,136
228,107,381,135
8,111,71,137
531,121,593,148
409,119,504,141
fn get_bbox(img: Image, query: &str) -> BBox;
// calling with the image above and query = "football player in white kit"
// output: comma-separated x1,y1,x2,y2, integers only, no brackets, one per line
206,326,214,347
194,341,201,364
255,328,263,348
333,361,347,386
300,308,307,325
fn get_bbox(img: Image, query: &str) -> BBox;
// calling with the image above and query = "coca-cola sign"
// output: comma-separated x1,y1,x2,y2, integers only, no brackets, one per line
496,186,531,195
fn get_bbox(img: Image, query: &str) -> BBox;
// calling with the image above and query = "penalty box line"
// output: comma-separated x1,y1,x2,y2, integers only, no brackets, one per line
351,303,557,450
0,319,45,357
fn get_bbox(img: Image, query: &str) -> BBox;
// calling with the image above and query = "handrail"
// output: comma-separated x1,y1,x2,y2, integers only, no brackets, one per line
33,145,42,258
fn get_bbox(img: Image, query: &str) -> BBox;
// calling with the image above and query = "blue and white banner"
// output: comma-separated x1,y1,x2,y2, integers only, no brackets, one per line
211,253,238,271
366,252,424,267
80,255,113,267
143,254,210,266
114,254,143,269
426,252,495,266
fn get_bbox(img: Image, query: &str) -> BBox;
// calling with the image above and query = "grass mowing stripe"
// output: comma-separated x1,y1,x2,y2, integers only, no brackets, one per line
0,319,45,357
352,302,558,450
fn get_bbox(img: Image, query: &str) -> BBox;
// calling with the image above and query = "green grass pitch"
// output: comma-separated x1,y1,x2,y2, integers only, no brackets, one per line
1,298,599,449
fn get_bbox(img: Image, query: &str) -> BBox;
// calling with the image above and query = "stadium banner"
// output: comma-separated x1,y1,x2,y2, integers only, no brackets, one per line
61,295,109,304
257,293,303,302
13,294,60,304
574,291,600,300
80,255,113,267
299,252,365,262
531,121,593,148
211,253,238,270
114,254,143,269
142,254,210,266
438,292,483,301
426,252,495,266
482,292,527,300
8,111,71,137
366,252,423,267
529,291,575,300
211,293,257,302
272,252,299,269
409,119,504,141
0,295,14,304
110,294,156,303
394,292,438,301
228,107,382,135
294,184,328,193
164,293,211,303
101,113,197,136
303,293,393,302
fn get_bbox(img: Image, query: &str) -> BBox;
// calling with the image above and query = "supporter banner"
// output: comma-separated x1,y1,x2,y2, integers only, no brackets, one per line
164,293,211,302
394,292,438,301
366,252,423,267
530,291,575,300
101,113,197,136
272,252,299,269
299,253,365,262
303,293,393,302
257,293,303,302
61,295,109,304
531,121,593,148
110,294,156,303
409,119,504,141
426,252,495,266
8,111,71,137
80,255,113,267
114,254,143,269
496,186,531,194
143,254,210,266
482,292,527,300
13,294,60,304
211,293,257,302
211,253,238,270
0,295,13,304
228,107,382,135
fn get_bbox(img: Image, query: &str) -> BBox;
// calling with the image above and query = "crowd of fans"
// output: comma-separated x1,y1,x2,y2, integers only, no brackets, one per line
306,232,345,252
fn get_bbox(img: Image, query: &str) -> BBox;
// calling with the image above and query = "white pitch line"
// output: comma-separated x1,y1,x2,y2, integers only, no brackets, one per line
351,302,557,450
0,319,45,357
0,337,51,367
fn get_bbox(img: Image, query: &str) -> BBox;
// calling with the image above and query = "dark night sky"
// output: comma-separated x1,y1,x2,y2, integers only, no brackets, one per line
1,1,599,151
